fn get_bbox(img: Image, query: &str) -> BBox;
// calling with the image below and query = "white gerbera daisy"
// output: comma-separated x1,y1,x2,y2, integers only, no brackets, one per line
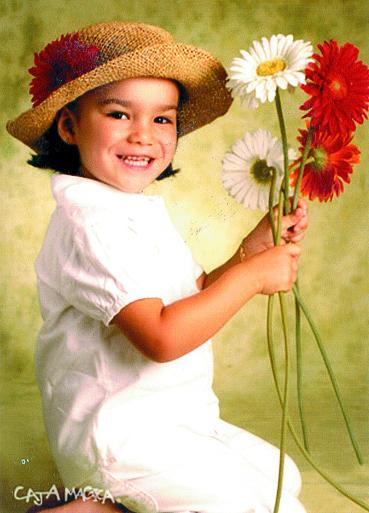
227,34,313,108
221,129,296,211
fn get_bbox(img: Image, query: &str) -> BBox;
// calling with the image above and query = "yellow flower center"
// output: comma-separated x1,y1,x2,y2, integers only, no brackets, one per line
256,58,286,76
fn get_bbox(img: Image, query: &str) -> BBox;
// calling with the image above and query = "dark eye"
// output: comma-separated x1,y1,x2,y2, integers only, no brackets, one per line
155,116,172,124
108,111,128,120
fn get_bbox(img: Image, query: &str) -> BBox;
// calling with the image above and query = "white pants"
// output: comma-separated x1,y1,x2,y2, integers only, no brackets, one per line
99,418,306,513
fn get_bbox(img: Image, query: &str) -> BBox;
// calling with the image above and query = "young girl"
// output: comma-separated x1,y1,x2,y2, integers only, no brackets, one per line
7,21,309,513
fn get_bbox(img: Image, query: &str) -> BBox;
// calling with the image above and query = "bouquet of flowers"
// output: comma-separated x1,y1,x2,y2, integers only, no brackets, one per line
222,35,369,513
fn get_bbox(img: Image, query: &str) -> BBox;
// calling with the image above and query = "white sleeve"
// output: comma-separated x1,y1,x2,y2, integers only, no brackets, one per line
182,239,204,280
193,256,204,280
58,211,165,326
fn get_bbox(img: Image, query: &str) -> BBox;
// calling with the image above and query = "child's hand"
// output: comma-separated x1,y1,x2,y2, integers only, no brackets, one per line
247,243,301,295
240,199,309,259
280,198,309,244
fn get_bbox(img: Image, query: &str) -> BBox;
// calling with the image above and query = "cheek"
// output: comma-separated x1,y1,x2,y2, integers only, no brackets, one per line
78,124,119,153
162,132,178,154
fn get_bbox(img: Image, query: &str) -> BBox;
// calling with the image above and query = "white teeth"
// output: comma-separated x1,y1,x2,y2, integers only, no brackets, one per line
123,155,150,162
121,155,151,167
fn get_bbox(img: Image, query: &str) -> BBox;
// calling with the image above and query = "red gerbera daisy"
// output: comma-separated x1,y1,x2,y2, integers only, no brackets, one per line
300,40,369,135
290,127,360,202
29,33,101,106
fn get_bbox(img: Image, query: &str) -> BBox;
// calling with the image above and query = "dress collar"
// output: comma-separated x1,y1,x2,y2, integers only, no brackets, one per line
51,174,164,209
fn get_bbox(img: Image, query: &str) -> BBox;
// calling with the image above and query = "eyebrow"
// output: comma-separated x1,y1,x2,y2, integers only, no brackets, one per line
96,98,178,111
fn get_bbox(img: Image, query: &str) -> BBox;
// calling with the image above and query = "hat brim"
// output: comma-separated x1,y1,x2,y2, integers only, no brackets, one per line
6,43,232,152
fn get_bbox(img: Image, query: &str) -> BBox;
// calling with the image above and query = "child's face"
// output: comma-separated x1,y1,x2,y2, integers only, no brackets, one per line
60,77,179,193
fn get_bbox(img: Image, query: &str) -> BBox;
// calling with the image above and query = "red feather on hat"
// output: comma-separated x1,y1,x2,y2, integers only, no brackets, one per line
29,33,101,106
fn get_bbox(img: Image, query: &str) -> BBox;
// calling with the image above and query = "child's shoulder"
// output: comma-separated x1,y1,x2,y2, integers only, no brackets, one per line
52,174,116,210
52,174,163,211
49,174,167,241
52,174,127,220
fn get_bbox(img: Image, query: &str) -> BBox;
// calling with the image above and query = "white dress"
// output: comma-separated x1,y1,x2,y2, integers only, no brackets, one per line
34,174,305,513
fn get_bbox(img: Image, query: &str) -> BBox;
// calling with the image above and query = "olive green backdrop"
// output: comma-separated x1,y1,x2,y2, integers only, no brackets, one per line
1,1,368,512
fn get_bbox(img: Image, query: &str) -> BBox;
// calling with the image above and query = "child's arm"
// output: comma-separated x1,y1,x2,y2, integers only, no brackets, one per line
113,242,300,363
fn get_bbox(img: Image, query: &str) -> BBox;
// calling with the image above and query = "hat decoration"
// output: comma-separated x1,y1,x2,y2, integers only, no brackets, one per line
29,34,101,106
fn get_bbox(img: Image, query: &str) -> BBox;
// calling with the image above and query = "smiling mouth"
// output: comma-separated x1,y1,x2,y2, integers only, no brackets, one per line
117,155,154,168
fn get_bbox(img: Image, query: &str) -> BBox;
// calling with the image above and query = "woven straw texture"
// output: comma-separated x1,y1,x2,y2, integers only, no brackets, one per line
6,21,233,152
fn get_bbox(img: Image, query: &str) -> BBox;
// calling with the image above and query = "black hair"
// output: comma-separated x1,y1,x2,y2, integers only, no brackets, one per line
27,80,187,180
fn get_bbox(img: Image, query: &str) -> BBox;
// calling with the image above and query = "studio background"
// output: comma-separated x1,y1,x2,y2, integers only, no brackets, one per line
1,1,368,512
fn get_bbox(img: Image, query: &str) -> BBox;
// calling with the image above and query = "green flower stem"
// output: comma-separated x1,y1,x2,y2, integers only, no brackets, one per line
269,170,278,245
288,119,362,463
292,285,364,465
275,89,290,215
291,126,313,449
272,291,291,513
267,296,277,372
290,126,314,452
269,86,364,512
268,170,289,513
268,167,283,245
266,298,369,511
275,87,310,456
276,87,310,452
276,190,284,242
292,125,314,211
295,279,310,452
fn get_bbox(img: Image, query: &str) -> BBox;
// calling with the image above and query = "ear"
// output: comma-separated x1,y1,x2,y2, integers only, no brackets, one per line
57,107,78,145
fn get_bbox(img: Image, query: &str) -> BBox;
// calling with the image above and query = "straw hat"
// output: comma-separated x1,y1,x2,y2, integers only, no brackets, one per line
6,21,233,152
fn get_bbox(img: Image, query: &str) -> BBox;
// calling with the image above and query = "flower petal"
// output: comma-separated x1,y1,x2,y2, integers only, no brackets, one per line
222,129,287,210
227,34,313,107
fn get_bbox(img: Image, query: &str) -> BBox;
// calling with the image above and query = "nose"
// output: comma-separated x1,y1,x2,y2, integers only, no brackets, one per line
127,119,154,145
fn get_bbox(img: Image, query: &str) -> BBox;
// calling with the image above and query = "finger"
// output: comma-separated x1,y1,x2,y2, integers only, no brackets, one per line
292,198,309,218
282,231,304,243
283,224,307,242
293,264,299,281
293,216,309,231
288,197,309,214
287,232,305,243
285,242,301,257
291,258,298,272
285,214,309,239
296,198,309,215
284,224,305,236
279,237,287,246
282,210,305,234
290,262,298,287
271,203,303,225
284,217,308,236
